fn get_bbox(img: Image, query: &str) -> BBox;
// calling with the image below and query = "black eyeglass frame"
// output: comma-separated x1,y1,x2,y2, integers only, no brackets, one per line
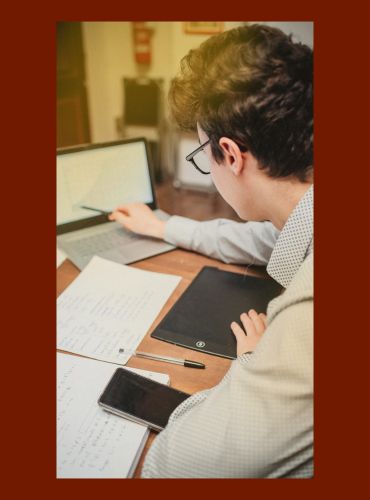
185,139,211,175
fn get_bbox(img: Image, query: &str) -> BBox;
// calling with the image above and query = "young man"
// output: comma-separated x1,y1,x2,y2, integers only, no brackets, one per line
110,24,313,478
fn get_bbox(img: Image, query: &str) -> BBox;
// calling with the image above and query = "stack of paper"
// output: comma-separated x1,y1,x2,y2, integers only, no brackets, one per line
57,353,169,478
57,256,181,364
57,256,181,478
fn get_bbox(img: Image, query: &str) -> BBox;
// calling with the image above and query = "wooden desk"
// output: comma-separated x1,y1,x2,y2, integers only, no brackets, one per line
57,247,267,477
57,178,266,476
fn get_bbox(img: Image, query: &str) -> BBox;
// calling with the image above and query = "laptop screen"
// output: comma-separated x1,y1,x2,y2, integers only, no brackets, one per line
57,139,155,226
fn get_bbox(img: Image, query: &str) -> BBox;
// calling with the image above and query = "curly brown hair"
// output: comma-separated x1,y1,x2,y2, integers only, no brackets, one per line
169,24,313,181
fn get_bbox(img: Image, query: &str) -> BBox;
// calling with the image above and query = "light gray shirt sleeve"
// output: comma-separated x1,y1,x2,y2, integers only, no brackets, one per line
164,216,280,266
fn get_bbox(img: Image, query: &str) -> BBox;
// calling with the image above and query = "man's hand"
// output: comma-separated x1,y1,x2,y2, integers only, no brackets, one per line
231,309,267,356
108,203,166,239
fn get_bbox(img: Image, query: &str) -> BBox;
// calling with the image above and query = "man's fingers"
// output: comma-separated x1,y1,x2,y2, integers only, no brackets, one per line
240,312,257,337
116,202,145,213
230,321,247,342
259,313,267,328
114,205,132,215
231,310,268,356
231,320,258,357
109,211,130,227
247,309,265,335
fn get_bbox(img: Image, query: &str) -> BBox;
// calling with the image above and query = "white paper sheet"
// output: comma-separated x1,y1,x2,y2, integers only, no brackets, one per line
57,247,67,268
57,352,169,478
57,256,181,364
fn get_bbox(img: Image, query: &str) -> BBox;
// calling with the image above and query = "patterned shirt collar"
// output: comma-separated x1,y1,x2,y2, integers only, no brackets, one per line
267,185,313,288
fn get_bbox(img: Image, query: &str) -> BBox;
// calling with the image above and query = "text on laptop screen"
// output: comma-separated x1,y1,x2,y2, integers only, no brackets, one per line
57,141,154,225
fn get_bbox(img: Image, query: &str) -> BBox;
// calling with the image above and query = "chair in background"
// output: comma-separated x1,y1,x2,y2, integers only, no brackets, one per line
121,77,165,182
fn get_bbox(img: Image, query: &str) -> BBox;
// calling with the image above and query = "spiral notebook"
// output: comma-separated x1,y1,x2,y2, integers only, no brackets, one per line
151,266,283,359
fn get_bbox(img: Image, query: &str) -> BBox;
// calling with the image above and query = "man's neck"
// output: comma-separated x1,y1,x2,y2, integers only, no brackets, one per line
264,179,312,230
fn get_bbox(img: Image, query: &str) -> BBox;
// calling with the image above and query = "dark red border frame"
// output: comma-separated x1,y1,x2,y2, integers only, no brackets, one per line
3,1,362,496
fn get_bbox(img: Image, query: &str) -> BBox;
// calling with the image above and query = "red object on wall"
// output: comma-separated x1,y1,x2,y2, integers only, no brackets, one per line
132,22,152,65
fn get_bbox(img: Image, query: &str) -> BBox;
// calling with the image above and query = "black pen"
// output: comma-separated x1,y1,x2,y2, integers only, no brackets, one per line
80,205,111,216
118,348,205,369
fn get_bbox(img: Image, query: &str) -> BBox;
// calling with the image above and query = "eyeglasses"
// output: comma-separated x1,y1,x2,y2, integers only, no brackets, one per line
185,139,211,175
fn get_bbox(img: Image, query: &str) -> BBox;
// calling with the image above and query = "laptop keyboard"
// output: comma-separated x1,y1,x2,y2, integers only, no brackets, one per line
68,228,142,257
57,210,174,269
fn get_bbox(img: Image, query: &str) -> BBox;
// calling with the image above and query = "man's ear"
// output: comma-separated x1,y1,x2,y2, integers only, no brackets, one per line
218,137,245,175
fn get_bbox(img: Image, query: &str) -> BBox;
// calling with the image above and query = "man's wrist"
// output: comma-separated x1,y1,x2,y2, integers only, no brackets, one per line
152,219,166,239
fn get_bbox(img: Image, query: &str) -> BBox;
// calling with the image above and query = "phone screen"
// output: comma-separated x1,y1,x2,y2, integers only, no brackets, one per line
98,368,190,431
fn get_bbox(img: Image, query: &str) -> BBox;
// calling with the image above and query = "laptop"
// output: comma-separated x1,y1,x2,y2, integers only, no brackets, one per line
57,138,175,270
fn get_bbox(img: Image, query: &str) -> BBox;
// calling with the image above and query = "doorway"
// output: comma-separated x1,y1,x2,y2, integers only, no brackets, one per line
57,22,90,147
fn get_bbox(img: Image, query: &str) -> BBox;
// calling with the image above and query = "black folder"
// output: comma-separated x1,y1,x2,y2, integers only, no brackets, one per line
151,266,283,359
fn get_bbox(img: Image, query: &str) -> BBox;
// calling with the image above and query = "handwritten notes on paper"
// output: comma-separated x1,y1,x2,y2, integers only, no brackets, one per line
57,353,169,478
57,256,181,364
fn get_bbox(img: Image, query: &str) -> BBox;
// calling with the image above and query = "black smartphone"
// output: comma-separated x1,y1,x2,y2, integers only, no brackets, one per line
98,368,191,432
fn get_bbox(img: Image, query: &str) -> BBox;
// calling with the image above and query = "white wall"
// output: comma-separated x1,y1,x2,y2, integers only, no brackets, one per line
255,21,313,47
83,22,174,144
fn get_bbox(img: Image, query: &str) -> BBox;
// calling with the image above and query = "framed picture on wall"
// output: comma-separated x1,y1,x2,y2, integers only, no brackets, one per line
183,22,224,35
